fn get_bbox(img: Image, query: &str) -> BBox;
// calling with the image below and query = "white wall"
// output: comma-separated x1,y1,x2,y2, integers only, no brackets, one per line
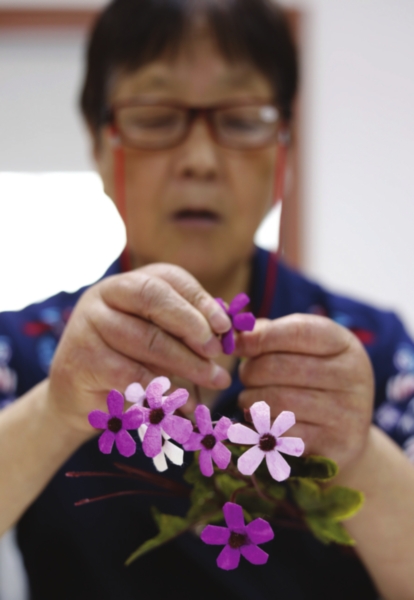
285,0,414,332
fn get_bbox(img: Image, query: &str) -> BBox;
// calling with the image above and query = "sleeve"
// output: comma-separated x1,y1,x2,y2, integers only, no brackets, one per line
369,313,414,463
0,329,18,409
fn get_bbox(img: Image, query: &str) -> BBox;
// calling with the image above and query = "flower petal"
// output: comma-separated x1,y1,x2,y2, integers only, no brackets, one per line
250,401,271,435
162,388,189,415
138,424,147,442
182,432,203,451
214,416,232,440
142,424,162,458
199,449,214,477
88,410,109,430
222,329,235,355
217,545,241,570
122,406,144,429
163,440,184,466
228,423,260,445
145,379,166,409
124,382,145,405
271,410,296,437
98,430,115,454
211,441,231,470
152,376,171,394
240,544,269,566
237,445,264,476
223,502,245,531
153,451,168,472
246,518,274,545
162,414,192,444
107,389,124,417
265,449,291,481
215,298,228,313
233,312,255,332
228,293,250,316
201,525,230,546
115,429,136,458
276,436,305,457
195,404,213,435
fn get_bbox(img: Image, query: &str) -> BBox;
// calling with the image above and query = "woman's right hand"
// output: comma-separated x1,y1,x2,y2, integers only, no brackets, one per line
47,263,232,437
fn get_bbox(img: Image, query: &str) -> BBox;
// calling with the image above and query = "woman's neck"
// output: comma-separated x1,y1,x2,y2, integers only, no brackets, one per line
197,257,253,305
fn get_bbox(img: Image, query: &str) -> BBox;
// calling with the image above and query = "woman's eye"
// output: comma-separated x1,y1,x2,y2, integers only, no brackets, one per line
221,117,261,132
130,115,179,130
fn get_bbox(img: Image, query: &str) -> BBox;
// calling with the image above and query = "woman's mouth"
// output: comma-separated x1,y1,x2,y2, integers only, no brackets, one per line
171,209,221,229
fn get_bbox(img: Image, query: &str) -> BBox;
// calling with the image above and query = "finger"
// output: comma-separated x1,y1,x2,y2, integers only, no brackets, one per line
234,314,353,358
239,352,357,392
141,263,231,333
238,386,343,428
100,272,227,359
88,302,231,390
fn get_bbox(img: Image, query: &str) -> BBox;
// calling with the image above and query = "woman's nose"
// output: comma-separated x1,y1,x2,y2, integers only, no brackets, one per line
175,116,221,181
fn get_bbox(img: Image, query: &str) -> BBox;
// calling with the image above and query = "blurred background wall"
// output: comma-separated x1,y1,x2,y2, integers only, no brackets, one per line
0,1,413,598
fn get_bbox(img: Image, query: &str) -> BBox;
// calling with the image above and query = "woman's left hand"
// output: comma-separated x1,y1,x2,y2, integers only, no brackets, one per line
234,314,375,470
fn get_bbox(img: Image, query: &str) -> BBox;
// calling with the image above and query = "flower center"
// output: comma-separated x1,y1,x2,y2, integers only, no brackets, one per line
201,434,216,450
107,417,122,433
149,408,165,425
229,532,247,549
259,433,276,452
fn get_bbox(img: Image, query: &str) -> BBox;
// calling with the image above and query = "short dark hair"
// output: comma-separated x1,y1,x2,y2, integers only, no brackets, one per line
80,0,299,134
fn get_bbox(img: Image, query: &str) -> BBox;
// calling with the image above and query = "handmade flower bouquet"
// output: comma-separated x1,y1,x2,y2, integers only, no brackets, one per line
71,294,364,571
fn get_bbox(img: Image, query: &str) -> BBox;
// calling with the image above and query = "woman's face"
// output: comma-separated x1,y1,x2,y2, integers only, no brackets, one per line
94,27,278,286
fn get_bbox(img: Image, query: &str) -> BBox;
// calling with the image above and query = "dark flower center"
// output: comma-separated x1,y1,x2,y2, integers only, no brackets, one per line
201,434,216,450
149,408,165,425
259,433,276,452
229,532,247,549
107,417,122,433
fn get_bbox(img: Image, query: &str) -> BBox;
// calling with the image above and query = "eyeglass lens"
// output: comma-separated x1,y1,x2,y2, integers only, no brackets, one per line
114,104,279,150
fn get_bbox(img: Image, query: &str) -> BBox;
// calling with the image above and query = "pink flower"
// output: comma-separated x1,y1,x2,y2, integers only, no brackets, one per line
228,401,304,481
88,390,143,458
126,377,192,458
215,293,255,355
201,502,274,570
183,405,232,477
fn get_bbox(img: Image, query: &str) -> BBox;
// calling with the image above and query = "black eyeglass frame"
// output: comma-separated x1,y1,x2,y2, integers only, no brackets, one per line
103,99,290,151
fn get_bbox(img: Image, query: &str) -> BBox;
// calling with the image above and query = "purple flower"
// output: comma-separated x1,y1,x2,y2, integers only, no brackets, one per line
88,390,143,458
126,377,192,458
228,401,305,481
138,424,184,472
201,502,274,570
216,293,255,355
183,405,232,477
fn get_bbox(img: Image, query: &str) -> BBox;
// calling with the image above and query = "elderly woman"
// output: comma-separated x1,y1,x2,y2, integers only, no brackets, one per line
0,0,413,598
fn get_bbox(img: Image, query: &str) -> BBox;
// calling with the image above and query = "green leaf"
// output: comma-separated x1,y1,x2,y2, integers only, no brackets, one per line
290,479,364,522
287,455,338,480
315,486,364,521
267,483,287,501
125,508,190,565
305,516,355,546
215,473,248,500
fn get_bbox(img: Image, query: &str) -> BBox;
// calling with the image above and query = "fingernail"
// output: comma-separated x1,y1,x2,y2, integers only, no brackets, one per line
211,364,231,388
210,310,231,333
202,335,222,358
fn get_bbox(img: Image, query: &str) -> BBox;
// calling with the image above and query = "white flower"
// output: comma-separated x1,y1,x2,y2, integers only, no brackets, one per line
138,424,184,472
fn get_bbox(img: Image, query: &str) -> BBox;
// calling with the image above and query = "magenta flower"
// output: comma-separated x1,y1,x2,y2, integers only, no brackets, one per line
215,293,255,355
201,502,274,570
88,390,143,458
228,401,304,481
125,377,192,458
183,405,231,477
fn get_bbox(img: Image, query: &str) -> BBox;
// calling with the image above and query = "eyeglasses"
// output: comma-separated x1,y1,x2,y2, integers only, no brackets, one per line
106,100,286,151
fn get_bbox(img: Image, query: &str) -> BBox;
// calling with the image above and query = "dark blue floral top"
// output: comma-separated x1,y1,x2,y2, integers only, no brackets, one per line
1,247,413,600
